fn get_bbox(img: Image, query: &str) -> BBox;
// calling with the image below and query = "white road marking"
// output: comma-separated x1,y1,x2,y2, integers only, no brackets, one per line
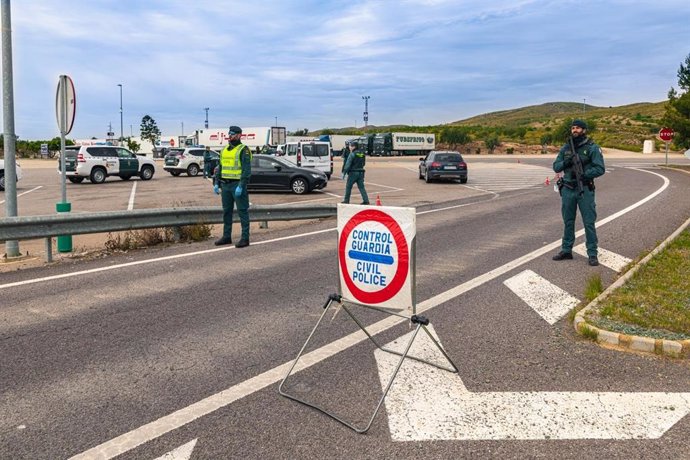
375,327,690,441
503,269,580,324
572,244,632,272
153,439,197,460
127,182,137,211
0,185,42,204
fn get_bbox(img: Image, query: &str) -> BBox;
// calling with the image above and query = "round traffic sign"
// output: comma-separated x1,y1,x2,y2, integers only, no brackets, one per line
338,209,409,305
170,138,175,146
55,75,76,135
659,127,674,142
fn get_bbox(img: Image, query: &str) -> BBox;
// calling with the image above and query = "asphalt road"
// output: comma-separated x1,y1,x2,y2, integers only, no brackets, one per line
1,155,690,459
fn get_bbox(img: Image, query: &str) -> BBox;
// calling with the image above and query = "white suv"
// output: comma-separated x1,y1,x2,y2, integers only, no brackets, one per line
0,159,23,191
163,147,211,176
59,145,156,184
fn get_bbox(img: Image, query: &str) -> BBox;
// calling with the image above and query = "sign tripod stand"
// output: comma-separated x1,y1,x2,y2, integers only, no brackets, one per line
279,205,459,433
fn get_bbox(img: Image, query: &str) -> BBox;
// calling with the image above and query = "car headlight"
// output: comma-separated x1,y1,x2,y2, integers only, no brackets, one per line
310,173,324,179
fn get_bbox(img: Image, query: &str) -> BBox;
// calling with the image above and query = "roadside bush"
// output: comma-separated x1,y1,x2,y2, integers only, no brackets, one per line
105,222,212,251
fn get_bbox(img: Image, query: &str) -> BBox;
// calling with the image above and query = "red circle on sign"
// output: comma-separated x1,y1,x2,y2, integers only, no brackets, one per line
339,209,409,305
659,128,674,142
170,138,175,146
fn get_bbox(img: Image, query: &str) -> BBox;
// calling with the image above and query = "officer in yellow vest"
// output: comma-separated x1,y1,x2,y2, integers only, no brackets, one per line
213,125,252,248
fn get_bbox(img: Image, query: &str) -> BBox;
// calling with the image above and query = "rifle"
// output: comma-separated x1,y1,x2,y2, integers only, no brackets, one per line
568,136,585,195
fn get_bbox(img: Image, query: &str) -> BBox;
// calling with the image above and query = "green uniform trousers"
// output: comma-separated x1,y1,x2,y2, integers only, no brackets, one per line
343,171,369,204
560,185,598,256
220,181,250,241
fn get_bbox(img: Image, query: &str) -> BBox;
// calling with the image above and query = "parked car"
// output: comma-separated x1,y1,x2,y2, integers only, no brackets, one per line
0,159,22,191
58,145,155,184
248,154,327,194
282,141,333,179
163,147,210,176
418,150,468,183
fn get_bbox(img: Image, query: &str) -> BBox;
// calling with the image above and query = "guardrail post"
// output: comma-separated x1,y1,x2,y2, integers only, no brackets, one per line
260,220,269,229
45,237,53,263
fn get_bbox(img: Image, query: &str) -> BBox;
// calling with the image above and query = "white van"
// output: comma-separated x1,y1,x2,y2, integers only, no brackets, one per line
283,141,333,179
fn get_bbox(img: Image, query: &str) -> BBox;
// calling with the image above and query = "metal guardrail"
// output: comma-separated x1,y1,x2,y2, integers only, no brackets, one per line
0,205,337,242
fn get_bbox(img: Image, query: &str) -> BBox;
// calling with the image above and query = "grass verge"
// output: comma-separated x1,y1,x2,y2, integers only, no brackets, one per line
585,229,690,340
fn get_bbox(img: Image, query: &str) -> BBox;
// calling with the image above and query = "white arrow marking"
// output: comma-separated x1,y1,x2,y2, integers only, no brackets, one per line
153,439,197,460
375,326,690,440
504,270,580,324
573,244,632,272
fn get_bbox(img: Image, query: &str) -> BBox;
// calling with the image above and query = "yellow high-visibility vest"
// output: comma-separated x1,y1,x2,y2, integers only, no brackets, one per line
220,143,249,180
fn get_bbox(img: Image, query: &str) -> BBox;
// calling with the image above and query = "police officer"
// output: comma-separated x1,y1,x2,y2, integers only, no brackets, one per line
552,119,606,266
341,140,370,205
203,146,212,178
213,126,251,248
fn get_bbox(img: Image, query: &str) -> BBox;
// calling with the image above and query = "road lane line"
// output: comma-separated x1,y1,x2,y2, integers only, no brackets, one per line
70,170,673,459
503,269,580,324
572,244,632,272
127,182,137,210
0,185,42,204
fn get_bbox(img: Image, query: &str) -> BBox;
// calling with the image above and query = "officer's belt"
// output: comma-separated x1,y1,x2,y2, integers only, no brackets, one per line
219,178,240,183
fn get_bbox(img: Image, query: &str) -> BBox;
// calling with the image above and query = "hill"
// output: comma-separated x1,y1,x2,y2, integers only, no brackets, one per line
316,101,669,152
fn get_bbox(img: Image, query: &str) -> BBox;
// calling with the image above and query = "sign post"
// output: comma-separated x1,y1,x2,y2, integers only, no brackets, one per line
55,75,76,253
658,127,674,166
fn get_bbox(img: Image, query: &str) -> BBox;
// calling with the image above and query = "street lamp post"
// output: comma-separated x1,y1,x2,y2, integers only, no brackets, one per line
117,83,123,145
204,107,209,129
362,95,370,127
275,116,278,127
583,98,586,116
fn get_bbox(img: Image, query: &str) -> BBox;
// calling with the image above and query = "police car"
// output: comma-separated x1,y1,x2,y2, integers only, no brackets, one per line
163,147,216,177
58,145,156,184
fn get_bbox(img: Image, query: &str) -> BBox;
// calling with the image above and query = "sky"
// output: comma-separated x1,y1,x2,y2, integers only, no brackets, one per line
3,0,690,140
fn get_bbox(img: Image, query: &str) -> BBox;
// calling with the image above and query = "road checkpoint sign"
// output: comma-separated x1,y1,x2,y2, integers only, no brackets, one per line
337,204,416,312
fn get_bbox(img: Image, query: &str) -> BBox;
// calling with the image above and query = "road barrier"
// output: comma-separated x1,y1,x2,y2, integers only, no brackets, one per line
0,204,337,261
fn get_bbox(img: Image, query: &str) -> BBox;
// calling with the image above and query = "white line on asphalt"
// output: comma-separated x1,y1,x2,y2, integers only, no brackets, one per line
127,182,137,211
69,169,671,459
153,439,197,460
0,185,42,205
375,326,690,441
572,244,632,272
503,269,580,324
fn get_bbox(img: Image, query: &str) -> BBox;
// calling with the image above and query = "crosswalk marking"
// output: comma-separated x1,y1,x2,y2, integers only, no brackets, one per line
573,244,632,272
465,163,554,192
504,269,580,324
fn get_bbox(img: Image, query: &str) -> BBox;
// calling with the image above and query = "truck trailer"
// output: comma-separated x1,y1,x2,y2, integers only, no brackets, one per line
185,126,286,151
372,132,436,156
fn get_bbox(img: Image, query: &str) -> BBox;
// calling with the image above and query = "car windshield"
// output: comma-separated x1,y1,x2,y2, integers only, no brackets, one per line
434,153,462,162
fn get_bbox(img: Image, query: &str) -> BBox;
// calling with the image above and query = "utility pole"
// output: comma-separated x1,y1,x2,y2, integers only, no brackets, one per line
204,107,209,129
117,83,123,145
362,95,370,128
2,0,20,257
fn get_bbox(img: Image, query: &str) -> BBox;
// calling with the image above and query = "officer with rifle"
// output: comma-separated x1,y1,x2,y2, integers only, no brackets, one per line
552,119,606,266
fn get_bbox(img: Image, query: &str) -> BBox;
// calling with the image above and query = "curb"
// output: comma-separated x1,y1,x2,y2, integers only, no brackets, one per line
574,213,690,359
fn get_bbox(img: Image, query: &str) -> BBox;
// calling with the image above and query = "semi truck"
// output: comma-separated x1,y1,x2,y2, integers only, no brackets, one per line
185,126,287,151
372,132,436,156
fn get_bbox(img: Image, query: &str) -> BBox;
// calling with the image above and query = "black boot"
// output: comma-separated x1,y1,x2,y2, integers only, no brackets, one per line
588,256,599,266
214,237,232,246
552,251,573,261
235,239,249,248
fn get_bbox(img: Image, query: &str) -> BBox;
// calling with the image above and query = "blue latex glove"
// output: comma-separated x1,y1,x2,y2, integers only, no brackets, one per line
213,184,220,195
234,185,243,198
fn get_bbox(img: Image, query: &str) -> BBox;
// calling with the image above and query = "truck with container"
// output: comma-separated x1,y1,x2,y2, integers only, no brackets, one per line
371,132,436,156
316,134,357,155
184,126,286,151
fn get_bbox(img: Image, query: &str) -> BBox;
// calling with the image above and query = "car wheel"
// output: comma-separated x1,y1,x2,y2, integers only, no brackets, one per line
291,177,308,194
460,177,468,184
424,170,432,183
140,165,154,181
187,164,199,176
0,172,4,191
120,175,131,180
68,177,85,183
326,173,331,180
90,167,107,184
170,170,181,176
